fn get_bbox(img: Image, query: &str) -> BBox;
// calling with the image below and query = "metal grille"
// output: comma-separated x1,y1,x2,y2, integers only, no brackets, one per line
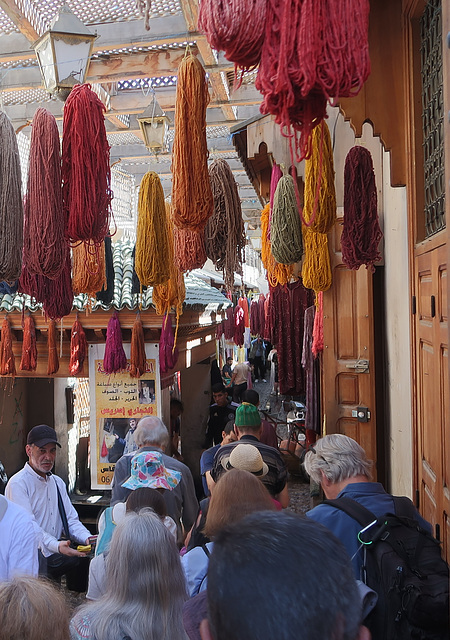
72,377,90,438
421,0,445,236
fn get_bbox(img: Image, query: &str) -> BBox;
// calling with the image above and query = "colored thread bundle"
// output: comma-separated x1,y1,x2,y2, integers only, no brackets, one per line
303,121,336,231
20,315,37,372
62,84,112,245
271,175,303,265
174,228,207,272
301,229,332,292
198,0,267,75
312,291,323,356
258,294,266,337
42,250,74,320
234,306,245,347
47,320,59,375
0,317,15,376
223,306,235,340
171,54,213,232
261,203,294,287
205,159,246,292
103,312,127,374
72,241,106,298
159,314,179,374
342,146,383,272
23,108,66,280
256,0,370,161
69,318,87,376
130,314,147,378
135,172,171,287
0,112,23,283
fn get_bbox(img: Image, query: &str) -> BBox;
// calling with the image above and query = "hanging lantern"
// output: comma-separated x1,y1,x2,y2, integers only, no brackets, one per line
137,92,171,152
32,4,96,101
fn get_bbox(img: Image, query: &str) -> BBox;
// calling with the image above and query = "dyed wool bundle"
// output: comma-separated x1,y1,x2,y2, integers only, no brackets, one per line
69,318,87,376
237,297,249,327
173,228,207,273
159,314,179,374
136,172,171,287
103,312,127,374
205,159,246,292
258,294,266,338
215,322,224,339
47,320,59,375
130,314,146,378
261,203,294,287
303,121,336,231
198,0,267,74
256,0,370,161
72,241,106,297
223,306,235,340
312,291,323,357
0,317,16,376
233,306,245,347
342,146,383,272
250,299,260,335
171,54,213,232
62,84,112,245
20,315,37,371
42,250,74,320
23,108,66,280
301,230,332,292
0,112,23,282
271,175,303,265
270,164,282,213
96,236,115,305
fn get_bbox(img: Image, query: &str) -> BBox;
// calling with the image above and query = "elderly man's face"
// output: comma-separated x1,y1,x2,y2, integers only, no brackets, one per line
26,443,56,477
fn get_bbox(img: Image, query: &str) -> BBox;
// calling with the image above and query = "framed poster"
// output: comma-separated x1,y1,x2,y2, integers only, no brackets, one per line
89,343,161,489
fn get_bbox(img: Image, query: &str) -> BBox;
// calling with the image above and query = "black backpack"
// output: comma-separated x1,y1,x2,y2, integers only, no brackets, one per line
325,496,450,640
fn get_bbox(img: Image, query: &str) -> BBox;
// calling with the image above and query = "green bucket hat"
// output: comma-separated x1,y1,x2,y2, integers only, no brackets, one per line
235,402,261,428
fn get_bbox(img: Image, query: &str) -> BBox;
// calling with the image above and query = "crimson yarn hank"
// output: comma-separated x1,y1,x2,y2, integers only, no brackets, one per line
20,315,37,371
258,294,266,338
223,306,234,341
23,108,66,280
130,314,147,378
233,305,245,347
250,299,260,335
62,84,112,245
342,146,383,273
103,312,127,374
173,228,207,273
0,317,16,376
0,112,23,283
312,291,323,357
205,159,246,292
69,318,87,376
159,314,179,374
198,0,267,75
47,320,59,375
270,164,282,213
42,249,74,320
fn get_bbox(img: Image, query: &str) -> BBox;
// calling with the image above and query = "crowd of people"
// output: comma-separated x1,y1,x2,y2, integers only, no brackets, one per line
0,381,448,640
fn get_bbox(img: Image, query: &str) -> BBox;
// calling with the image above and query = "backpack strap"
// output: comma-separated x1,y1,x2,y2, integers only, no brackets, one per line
391,496,419,520
323,497,377,528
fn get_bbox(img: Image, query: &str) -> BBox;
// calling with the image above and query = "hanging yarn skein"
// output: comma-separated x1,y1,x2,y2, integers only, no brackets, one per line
20,315,37,372
206,159,246,292
0,317,16,376
256,0,370,161
62,84,112,245
0,112,23,283
342,146,383,273
130,313,147,378
174,228,207,273
301,229,332,293
69,318,87,375
47,320,59,375
72,241,106,298
250,299,260,335
171,53,213,232
103,312,127,374
159,314,179,374
23,108,66,280
42,249,74,320
198,0,267,76
271,175,303,265
261,203,294,287
135,172,171,287
303,121,337,232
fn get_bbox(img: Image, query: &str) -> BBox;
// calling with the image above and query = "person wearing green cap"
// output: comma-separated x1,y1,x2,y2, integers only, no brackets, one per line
210,403,289,508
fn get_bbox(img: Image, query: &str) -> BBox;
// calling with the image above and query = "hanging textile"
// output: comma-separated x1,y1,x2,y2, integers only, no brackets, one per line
173,228,207,273
130,314,147,378
20,315,37,372
96,237,115,305
258,294,266,338
0,317,15,376
72,241,106,298
302,305,321,433
312,291,324,357
233,305,245,347
301,229,332,293
103,312,127,374
159,314,179,374
271,175,303,265
69,318,87,376
261,203,294,287
250,299,260,335
47,320,59,375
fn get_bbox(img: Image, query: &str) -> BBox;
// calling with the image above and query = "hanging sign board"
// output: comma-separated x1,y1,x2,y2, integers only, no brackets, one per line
89,343,161,490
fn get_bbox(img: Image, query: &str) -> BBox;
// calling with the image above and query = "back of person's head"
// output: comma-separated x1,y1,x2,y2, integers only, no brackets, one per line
234,402,261,434
204,469,275,539
204,511,365,640
223,421,235,436
126,487,167,517
84,510,187,640
134,416,169,449
303,434,372,485
211,382,226,395
242,389,259,406
0,576,70,640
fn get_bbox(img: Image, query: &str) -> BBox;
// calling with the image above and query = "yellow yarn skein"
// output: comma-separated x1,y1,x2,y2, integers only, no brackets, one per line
301,228,332,292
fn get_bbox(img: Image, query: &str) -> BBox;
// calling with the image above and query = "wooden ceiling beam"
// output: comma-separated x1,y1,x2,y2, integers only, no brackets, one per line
0,0,39,42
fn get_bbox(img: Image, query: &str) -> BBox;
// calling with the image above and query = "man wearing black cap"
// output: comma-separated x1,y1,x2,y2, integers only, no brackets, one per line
6,424,91,582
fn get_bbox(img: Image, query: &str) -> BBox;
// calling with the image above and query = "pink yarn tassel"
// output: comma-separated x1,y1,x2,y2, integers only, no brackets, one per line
103,312,127,374
312,291,323,357
159,314,179,374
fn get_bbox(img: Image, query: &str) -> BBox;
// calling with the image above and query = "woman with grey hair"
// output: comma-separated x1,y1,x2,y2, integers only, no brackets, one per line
70,510,187,640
